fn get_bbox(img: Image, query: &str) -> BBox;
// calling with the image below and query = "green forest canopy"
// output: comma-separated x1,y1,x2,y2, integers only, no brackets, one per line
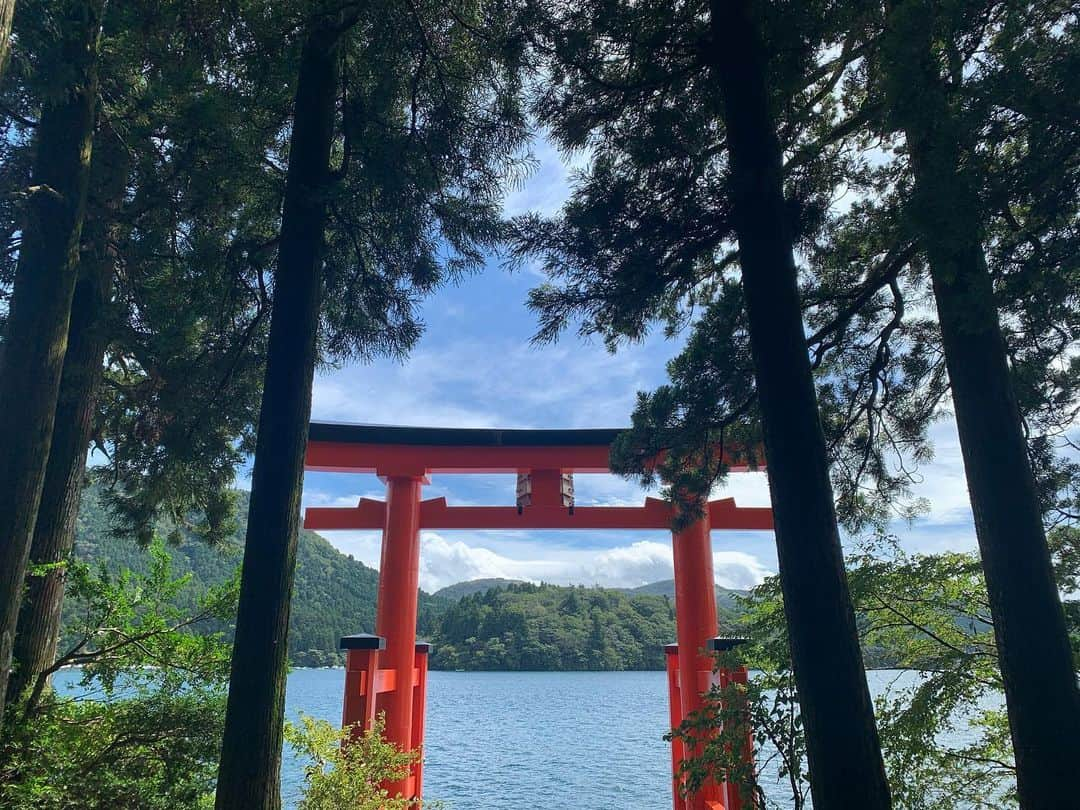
71,485,929,672
69,486,749,670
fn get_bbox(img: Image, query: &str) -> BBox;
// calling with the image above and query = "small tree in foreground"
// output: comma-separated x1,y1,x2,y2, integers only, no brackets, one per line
284,714,420,810
0,541,236,809
670,645,810,810
679,528,1080,809
668,649,790,810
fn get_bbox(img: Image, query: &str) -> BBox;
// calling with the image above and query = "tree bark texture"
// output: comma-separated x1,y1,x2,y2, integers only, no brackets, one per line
214,21,342,810
0,0,14,86
882,2,1080,805
707,1,893,807
0,0,101,727
6,125,127,707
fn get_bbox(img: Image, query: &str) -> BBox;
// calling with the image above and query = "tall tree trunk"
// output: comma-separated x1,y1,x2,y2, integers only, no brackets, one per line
0,0,13,86
0,0,101,727
882,2,1080,804
215,20,343,810
6,124,127,708
706,1,892,806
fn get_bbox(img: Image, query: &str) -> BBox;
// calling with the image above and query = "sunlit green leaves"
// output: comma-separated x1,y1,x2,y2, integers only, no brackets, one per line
0,542,236,809
284,714,421,810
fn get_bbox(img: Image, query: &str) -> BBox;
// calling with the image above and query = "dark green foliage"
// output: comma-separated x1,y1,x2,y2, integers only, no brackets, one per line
696,529,1080,809
1,690,227,810
513,0,860,344
609,286,763,525
513,0,1079,532
0,0,286,711
431,578,528,600
0,0,283,544
513,3,895,802
507,0,929,536
67,484,990,673
65,486,448,668
516,1,1080,797
866,3,1080,799
84,0,281,545
315,2,531,364
0,540,235,810
429,581,682,671
804,0,1080,528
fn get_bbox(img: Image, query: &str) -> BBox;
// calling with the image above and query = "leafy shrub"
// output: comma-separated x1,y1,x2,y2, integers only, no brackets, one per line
284,714,423,810
0,541,236,809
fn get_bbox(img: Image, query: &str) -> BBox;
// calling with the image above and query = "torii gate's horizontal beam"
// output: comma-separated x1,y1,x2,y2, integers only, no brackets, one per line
304,496,773,532
304,422,761,476
307,439,614,475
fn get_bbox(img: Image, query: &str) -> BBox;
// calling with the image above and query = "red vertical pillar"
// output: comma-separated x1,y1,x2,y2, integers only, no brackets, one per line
715,665,735,810
665,643,687,810
411,642,431,796
341,633,384,739
706,638,755,809
725,664,754,810
672,513,721,810
374,475,424,796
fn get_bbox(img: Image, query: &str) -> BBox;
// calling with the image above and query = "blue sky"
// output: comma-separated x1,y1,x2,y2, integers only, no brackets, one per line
298,141,983,593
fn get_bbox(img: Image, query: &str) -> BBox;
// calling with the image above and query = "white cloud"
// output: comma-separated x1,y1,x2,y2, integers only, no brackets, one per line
712,471,772,507
906,420,974,526
322,530,773,593
301,489,385,509
311,369,503,429
587,540,771,591
572,473,659,506
311,332,676,431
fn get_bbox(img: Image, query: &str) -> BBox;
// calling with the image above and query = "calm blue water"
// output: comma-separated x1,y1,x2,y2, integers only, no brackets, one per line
277,669,915,809
53,668,990,809
282,669,674,809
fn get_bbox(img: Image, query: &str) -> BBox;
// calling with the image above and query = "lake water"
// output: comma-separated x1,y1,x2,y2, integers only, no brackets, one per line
279,668,920,809
283,669,677,809
53,668,972,809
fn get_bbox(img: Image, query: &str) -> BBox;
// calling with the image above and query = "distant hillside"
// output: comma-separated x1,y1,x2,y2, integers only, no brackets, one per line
432,578,528,600
68,486,449,667
428,582,680,670
422,577,753,671
68,489,907,671
623,579,749,615
435,577,751,617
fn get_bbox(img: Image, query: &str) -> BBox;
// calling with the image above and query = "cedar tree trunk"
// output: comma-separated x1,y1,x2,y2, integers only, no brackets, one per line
214,20,343,810
6,125,127,708
0,0,13,85
707,1,892,806
0,0,101,727
882,2,1080,804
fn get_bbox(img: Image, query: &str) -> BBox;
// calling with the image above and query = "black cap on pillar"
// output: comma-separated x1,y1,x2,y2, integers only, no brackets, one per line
340,633,386,650
707,637,750,652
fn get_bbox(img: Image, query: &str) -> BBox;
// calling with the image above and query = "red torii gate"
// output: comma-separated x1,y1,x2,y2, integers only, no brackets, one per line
303,422,773,810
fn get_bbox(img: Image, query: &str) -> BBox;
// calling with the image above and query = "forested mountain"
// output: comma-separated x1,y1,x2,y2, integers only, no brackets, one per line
66,487,449,667
437,576,750,616
428,582,682,670
622,579,748,615
67,489,933,672
432,578,528,600
68,488,759,670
